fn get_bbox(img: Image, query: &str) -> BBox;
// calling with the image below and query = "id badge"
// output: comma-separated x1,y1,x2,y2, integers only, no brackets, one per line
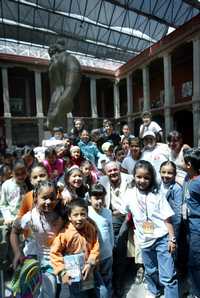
142,220,154,234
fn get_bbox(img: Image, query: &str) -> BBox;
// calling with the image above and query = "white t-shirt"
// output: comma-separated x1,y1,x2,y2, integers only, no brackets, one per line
142,146,168,182
15,208,62,269
139,121,162,138
123,187,174,248
0,178,28,220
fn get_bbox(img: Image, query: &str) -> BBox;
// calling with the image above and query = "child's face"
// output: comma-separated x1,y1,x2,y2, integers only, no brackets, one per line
104,147,113,157
31,167,48,186
160,164,175,185
134,167,151,192
37,186,58,213
122,125,129,136
143,136,156,150
47,154,57,165
23,154,34,168
122,139,129,153
130,142,141,158
81,164,91,177
142,116,151,126
71,149,80,159
54,131,63,140
116,150,125,162
68,170,83,189
14,167,27,184
80,131,89,143
74,120,83,131
90,195,105,213
69,206,87,230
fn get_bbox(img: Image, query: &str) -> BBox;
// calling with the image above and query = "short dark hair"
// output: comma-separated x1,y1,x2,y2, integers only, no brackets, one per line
167,131,182,142
160,160,177,175
142,111,152,118
52,126,64,133
45,147,57,158
89,183,106,197
68,198,88,216
183,147,200,172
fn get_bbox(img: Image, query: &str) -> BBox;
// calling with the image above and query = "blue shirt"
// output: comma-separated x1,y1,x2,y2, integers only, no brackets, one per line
88,206,114,260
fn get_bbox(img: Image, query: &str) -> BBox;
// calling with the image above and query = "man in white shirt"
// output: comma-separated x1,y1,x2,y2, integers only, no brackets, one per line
99,161,133,297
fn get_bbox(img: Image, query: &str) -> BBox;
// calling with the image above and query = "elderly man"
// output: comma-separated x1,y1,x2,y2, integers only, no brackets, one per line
99,161,133,297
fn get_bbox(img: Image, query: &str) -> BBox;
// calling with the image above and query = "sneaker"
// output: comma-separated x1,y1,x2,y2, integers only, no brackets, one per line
135,266,144,284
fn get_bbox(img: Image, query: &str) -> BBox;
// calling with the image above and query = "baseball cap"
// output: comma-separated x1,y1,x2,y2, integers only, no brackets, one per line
142,131,156,139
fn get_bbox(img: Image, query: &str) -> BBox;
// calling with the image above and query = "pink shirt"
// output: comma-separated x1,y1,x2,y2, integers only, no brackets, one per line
43,158,64,179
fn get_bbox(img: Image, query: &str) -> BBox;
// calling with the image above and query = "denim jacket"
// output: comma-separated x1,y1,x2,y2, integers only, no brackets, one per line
165,182,183,239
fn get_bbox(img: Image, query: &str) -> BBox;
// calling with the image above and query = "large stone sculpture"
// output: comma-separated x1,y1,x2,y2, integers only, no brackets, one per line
47,39,81,129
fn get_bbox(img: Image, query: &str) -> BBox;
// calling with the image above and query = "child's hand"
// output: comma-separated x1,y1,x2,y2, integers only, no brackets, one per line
61,272,72,285
82,263,91,280
168,240,176,254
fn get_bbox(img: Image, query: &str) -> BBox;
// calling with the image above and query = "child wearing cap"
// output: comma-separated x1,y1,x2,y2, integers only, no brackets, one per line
142,131,168,182
97,142,114,173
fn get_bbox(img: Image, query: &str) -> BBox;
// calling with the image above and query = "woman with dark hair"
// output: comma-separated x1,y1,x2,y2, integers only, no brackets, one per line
167,130,190,185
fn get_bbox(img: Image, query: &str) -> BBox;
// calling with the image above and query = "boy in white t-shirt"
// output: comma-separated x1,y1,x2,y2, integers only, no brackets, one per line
139,111,163,142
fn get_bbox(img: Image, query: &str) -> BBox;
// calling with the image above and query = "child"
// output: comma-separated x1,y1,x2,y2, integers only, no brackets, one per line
97,142,114,173
69,146,85,168
88,183,114,297
139,111,163,141
50,198,100,298
113,145,125,168
123,160,178,298
10,180,65,298
80,160,98,190
43,147,64,181
78,129,102,167
183,148,200,297
0,160,28,224
17,163,49,218
121,137,142,174
159,161,183,243
61,167,88,203
121,136,130,157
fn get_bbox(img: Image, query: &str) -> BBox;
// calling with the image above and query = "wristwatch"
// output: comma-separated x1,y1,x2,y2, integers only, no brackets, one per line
169,236,176,243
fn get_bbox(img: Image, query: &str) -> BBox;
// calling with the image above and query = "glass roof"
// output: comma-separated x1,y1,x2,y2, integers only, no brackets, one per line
0,0,199,70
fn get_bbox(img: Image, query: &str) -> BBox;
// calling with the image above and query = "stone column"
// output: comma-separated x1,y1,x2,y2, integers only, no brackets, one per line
1,67,12,147
142,66,150,111
113,81,120,119
192,37,200,146
126,74,134,130
90,77,98,128
163,53,173,138
34,71,44,145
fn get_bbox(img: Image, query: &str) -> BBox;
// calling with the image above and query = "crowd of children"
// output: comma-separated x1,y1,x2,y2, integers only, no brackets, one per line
0,113,199,298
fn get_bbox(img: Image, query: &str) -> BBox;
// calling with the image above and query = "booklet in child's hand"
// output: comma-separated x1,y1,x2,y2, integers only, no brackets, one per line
64,252,84,282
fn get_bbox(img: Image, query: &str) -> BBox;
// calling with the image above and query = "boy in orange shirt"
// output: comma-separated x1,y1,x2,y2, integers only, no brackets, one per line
50,199,100,298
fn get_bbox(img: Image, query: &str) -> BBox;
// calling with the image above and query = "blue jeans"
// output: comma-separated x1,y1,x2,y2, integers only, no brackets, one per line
142,235,179,298
95,257,113,298
188,231,200,297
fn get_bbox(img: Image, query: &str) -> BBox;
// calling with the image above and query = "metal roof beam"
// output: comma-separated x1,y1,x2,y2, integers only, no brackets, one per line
104,0,178,28
0,20,135,60
7,0,154,44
